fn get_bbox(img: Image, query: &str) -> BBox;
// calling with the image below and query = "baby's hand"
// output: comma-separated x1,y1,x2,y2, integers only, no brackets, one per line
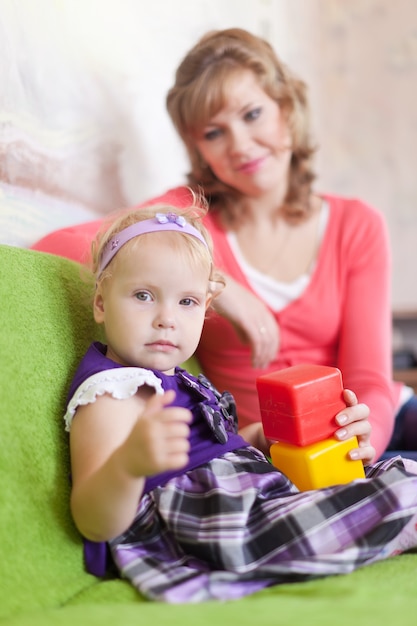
334,389,375,465
125,390,191,477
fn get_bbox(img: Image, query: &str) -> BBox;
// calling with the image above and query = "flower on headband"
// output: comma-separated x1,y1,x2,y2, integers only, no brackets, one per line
155,212,186,227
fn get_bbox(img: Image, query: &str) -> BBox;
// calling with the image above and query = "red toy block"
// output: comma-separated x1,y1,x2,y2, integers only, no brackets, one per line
256,364,346,446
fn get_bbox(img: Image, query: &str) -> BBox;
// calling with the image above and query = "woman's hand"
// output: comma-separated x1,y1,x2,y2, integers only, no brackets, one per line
334,389,375,465
213,274,280,368
241,389,375,466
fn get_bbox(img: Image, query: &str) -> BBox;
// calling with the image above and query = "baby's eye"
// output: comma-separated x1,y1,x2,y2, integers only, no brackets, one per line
179,297,196,307
244,107,261,122
135,291,152,302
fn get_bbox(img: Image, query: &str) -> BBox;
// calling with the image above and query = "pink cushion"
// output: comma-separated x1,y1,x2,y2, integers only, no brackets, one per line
30,186,194,265
31,219,103,264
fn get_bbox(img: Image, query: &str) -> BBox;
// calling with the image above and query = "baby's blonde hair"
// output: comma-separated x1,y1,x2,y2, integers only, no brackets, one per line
91,199,225,299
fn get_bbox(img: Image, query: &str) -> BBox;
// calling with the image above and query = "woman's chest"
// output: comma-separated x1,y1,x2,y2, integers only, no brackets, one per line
234,209,325,283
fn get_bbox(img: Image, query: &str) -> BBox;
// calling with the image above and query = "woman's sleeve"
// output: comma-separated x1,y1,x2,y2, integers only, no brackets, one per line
337,202,396,459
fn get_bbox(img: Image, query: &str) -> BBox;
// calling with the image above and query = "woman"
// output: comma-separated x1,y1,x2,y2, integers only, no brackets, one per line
164,28,417,461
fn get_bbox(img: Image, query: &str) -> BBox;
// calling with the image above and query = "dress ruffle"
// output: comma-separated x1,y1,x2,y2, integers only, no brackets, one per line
64,367,164,431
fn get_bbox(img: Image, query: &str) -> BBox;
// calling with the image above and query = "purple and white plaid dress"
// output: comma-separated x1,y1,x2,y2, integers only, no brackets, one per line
65,343,417,603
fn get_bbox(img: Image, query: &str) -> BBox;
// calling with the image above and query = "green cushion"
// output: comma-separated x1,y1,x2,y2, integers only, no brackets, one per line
2,244,417,626
0,245,105,616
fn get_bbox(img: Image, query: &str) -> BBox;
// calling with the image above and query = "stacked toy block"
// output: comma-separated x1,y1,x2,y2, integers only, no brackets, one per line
256,364,365,490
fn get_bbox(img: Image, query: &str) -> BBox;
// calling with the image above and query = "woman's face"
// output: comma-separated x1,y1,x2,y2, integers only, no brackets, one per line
193,69,292,198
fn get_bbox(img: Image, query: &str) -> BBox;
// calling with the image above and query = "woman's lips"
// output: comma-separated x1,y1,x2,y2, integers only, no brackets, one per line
237,156,266,174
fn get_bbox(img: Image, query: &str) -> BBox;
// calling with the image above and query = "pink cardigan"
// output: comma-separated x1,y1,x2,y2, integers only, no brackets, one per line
31,187,401,458
199,193,401,459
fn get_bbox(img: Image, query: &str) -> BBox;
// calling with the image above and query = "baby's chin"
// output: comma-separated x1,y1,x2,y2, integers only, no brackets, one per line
138,351,182,375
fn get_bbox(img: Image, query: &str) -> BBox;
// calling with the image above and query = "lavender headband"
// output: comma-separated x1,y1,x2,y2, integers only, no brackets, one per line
98,212,208,275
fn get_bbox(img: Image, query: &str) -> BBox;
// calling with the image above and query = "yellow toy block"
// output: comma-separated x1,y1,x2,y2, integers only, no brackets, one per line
269,436,365,491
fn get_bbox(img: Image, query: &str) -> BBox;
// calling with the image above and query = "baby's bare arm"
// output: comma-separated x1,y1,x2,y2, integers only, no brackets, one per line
239,422,270,455
69,389,191,542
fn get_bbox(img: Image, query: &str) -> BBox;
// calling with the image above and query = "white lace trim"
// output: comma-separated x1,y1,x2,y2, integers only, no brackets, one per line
64,367,164,431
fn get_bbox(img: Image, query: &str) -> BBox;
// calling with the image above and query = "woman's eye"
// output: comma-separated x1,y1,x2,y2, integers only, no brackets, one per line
245,107,261,122
203,127,221,141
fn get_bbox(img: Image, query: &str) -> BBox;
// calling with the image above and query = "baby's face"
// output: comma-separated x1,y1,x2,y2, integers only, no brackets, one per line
93,236,211,374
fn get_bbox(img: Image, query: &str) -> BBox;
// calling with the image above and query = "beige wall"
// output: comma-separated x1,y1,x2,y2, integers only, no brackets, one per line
277,0,417,310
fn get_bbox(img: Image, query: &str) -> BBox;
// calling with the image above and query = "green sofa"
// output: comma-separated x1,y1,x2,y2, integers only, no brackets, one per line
2,243,417,626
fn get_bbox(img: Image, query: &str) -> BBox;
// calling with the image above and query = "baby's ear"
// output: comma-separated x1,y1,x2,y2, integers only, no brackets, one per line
208,272,226,301
93,289,105,323
205,292,214,311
